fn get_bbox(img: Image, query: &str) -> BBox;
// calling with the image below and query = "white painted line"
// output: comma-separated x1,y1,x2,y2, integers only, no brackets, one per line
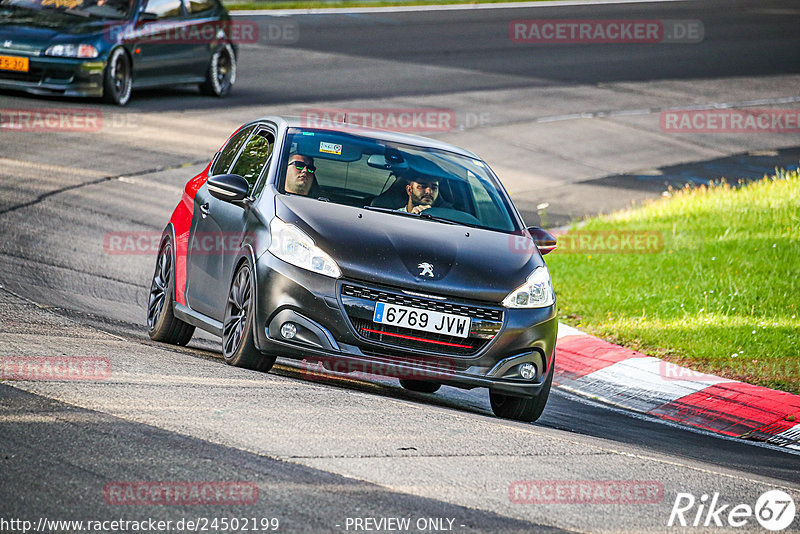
570,356,734,412
556,322,586,339
770,423,800,449
232,0,694,17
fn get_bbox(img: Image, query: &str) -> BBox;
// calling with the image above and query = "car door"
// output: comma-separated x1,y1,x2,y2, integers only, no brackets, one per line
130,0,193,81
181,0,224,77
186,126,275,320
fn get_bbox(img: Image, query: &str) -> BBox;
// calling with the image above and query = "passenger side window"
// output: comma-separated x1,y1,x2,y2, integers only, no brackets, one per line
229,129,275,194
210,125,255,176
143,0,182,19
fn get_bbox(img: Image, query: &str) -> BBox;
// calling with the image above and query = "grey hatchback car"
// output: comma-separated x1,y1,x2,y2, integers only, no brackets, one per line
148,117,559,422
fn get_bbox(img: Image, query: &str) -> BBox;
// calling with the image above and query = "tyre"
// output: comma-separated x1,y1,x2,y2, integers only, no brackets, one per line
147,239,195,345
489,368,553,422
103,47,132,106
222,261,275,372
199,44,236,97
399,379,441,394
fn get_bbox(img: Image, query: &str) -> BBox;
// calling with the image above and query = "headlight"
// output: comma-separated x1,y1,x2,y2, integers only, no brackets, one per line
45,44,99,58
502,266,555,308
268,218,341,278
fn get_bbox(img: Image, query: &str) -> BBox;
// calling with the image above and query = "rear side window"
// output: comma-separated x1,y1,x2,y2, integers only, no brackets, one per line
229,129,275,194
210,125,255,176
143,0,182,19
186,0,216,14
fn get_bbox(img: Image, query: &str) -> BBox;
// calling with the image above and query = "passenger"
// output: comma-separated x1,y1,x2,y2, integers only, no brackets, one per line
399,176,439,214
284,154,316,196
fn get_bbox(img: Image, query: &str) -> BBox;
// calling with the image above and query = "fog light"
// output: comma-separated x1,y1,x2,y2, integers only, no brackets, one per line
280,322,297,339
519,363,536,380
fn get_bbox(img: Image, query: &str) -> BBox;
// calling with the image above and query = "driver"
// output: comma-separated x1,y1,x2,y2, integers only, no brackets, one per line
399,175,439,214
284,153,316,196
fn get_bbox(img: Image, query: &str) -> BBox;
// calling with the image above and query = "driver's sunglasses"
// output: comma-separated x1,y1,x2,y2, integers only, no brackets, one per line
289,160,316,174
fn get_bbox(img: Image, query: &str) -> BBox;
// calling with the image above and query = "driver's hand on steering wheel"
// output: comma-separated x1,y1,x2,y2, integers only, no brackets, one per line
410,204,432,214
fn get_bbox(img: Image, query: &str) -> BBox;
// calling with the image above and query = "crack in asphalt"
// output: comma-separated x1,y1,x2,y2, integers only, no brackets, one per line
0,160,205,217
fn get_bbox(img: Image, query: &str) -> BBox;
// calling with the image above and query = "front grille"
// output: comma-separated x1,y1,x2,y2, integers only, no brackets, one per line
0,66,45,83
341,282,503,357
351,318,488,356
341,284,503,321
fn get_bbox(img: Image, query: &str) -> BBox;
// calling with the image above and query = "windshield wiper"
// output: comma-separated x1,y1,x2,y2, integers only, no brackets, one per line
419,211,486,229
418,212,459,225
362,205,418,218
362,205,473,227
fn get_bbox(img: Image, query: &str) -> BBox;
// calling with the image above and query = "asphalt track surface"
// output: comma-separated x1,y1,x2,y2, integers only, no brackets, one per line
1,0,800,532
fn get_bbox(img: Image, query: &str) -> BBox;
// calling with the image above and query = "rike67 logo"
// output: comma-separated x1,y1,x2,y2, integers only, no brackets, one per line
668,490,796,531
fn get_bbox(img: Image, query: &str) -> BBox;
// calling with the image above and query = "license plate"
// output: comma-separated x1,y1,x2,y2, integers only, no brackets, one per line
373,302,472,338
0,55,28,72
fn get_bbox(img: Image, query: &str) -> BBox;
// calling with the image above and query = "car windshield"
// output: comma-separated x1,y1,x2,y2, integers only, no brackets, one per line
0,0,131,19
279,128,520,233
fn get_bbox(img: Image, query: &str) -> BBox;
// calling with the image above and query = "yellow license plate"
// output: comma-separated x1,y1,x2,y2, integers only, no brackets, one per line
0,55,29,72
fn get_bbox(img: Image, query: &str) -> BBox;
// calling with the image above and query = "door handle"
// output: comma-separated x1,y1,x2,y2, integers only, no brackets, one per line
200,202,210,218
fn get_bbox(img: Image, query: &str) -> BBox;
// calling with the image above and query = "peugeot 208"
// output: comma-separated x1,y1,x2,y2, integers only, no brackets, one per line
147,116,558,422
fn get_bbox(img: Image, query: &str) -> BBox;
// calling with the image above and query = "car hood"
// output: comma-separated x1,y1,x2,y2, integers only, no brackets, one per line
0,9,116,50
275,196,544,304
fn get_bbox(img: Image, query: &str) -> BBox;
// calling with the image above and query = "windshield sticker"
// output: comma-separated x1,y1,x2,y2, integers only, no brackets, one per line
319,141,342,155
41,0,84,8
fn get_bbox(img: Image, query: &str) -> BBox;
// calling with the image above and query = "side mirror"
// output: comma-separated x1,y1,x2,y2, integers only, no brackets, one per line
137,11,158,24
207,174,250,204
527,226,557,255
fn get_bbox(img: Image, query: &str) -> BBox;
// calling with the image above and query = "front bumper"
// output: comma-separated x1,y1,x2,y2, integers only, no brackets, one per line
0,56,105,97
253,253,558,398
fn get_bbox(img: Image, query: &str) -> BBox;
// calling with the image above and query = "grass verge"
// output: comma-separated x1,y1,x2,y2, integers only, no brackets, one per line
546,169,800,394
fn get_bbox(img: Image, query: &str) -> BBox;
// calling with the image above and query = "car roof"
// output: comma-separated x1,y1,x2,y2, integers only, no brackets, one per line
250,115,480,160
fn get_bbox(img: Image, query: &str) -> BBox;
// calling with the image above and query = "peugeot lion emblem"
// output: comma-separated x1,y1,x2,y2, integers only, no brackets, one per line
3,41,12,48
417,262,435,278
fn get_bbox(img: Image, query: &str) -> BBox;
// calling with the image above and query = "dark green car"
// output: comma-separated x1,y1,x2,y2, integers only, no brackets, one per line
0,0,237,105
